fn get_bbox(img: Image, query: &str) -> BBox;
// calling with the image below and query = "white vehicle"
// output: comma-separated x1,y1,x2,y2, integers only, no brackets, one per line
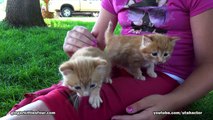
48,0,101,17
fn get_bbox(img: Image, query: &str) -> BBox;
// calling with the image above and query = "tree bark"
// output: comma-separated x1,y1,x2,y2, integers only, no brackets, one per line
5,0,46,27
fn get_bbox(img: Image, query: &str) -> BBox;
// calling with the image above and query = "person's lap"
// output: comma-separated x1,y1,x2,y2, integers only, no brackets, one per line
6,68,179,120
79,71,179,120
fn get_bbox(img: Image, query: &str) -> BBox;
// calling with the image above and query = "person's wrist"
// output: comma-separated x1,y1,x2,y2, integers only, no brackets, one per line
164,93,186,111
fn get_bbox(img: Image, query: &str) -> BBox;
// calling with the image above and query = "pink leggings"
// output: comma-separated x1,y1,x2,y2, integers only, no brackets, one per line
8,68,179,120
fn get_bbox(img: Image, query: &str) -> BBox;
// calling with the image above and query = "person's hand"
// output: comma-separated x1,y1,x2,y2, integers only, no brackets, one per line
112,94,174,120
63,26,97,56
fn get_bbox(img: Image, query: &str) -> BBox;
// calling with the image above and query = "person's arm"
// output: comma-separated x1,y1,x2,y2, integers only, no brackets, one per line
91,7,118,49
166,8,213,109
112,9,213,120
63,7,117,57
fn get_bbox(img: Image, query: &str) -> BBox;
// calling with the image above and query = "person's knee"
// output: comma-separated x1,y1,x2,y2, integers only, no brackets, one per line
18,100,50,111
2,100,54,120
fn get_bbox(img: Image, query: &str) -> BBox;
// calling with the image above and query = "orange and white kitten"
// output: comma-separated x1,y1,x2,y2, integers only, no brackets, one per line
105,22,178,80
59,47,112,109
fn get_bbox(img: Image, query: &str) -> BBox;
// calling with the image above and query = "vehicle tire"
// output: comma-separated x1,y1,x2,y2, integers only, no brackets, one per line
61,7,73,17
92,12,99,17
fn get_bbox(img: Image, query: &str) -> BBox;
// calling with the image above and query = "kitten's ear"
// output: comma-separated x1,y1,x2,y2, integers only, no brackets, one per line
59,62,73,76
94,58,108,74
170,36,180,41
141,35,152,48
169,36,180,45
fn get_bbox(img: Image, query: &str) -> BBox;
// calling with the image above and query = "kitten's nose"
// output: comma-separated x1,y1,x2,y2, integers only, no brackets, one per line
83,91,89,96
158,58,164,63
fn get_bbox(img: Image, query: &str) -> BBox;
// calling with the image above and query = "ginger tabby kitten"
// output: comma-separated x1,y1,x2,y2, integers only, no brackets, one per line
59,47,112,109
105,22,178,80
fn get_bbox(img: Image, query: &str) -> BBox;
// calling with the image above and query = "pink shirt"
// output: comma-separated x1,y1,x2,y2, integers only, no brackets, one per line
102,0,213,79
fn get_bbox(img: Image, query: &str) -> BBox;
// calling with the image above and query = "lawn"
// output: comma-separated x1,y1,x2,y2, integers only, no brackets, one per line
0,17,212,119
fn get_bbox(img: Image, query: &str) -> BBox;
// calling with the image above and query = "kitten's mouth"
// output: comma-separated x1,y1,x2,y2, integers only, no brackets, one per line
156,61,163,64
77,93,90,97
152,60,158,64
154,61,164,64
82,92,90,96
157,61,166,65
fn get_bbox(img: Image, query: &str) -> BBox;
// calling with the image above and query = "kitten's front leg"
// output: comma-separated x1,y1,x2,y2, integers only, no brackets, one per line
103,64,112,84
104,77,112,84
147,63,157,78
89,86,103,109
127,67,146,80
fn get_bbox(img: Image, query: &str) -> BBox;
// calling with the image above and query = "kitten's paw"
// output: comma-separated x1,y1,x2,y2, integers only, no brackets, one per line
104,77,112,84
89,95,103,109
135,75,146,80
147,72,157,78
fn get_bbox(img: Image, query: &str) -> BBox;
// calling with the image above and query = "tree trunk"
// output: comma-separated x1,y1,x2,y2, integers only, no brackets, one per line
5,0,46,27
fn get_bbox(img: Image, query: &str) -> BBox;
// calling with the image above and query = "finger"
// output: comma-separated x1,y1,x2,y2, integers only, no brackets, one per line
126,97,154,114
66,37,90,48
112,112,148,120
112,108,154,120
63,43,80,53
73,26,96,42
112,115,138,120
67,30,95,46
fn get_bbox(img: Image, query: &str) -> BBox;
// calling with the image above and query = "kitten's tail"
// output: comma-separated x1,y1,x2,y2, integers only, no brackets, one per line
105,21,114,45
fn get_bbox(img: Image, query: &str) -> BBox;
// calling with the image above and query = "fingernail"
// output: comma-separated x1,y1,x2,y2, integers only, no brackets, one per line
92,42,97,47
91,39,97,47
126,106,134,113
92,38,97,43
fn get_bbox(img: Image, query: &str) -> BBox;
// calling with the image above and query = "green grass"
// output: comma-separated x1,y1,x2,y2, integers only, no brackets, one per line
174,91,213,120
0,18,98,116
0,18,212,119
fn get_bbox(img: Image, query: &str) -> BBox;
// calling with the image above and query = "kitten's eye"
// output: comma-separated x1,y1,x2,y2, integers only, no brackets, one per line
164,53,168,57
73,86,81,90
90,83,97,89
151,52,158,57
